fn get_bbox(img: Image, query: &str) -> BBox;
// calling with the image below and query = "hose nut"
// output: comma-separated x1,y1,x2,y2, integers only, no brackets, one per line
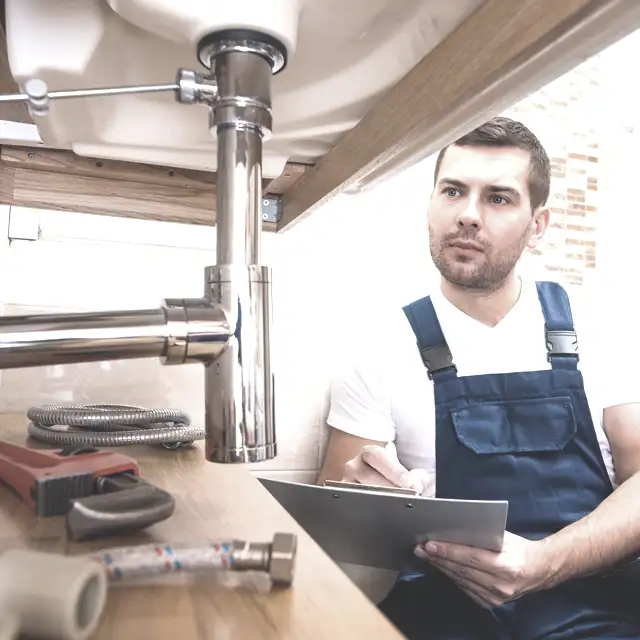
269,532,297,587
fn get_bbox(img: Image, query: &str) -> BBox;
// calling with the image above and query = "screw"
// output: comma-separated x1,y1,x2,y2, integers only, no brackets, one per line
27,152,35,159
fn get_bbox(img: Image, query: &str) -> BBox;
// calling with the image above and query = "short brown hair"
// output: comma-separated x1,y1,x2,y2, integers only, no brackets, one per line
433,117,550,210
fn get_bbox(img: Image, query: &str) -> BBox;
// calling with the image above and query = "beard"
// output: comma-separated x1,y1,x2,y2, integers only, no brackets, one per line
429,226,530,291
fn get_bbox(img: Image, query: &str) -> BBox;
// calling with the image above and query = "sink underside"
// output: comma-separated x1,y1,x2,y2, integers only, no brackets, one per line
2,1,638,234
3,0,481,178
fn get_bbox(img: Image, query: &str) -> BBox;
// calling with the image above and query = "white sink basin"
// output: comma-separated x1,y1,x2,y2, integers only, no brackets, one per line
4,0,481,178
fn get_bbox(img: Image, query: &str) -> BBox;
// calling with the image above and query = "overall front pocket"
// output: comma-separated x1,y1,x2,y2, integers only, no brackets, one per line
450,396,577,455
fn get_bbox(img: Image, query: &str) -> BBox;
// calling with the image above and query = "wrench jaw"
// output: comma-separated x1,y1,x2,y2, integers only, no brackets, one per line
66,473,176,542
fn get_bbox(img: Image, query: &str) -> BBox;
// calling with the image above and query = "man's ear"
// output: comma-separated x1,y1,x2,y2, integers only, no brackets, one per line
527,207,550,249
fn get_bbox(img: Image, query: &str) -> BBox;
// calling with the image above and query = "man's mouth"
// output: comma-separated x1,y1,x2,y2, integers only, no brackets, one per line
449,239,484,252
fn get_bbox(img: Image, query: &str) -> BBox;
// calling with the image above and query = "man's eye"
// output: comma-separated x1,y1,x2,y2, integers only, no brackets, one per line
489,194,510,205
443,187,460,197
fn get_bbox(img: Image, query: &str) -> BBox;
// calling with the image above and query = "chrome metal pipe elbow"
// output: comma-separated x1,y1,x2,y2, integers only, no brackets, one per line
0,31,285,465
0,299,231,369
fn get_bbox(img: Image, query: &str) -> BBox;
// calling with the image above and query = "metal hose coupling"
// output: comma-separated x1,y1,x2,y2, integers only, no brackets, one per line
91,532,297,588
26,404,203,450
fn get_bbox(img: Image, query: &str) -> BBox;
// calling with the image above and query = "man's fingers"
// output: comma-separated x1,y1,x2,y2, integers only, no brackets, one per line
427,556,496,591
342,461,398,487
428,555,518,608
424,541,495,570
434,564,495,609
341,443,426,492
360,445,422,491
406,468,434,497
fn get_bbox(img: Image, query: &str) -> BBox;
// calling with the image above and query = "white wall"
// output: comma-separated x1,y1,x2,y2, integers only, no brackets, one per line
0,155,439,486
587,30,640,309
0,207,316,482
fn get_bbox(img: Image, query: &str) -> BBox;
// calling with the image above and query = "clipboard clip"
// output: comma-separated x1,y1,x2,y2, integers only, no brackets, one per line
322,480,420,497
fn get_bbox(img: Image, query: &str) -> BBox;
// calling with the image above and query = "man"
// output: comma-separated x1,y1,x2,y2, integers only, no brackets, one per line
318,117,640,639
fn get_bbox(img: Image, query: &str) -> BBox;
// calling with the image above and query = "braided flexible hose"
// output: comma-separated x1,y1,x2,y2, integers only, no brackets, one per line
26,404,202,449
90,541,235,582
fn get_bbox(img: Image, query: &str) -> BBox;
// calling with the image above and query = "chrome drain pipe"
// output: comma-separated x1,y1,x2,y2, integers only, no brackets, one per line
0,33,285,464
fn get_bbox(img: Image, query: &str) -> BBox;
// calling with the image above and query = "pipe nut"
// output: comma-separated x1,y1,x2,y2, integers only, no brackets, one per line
176,69,198,104
161,298,231,365
162,302,189,365
269,532,297,587
176,69,218,105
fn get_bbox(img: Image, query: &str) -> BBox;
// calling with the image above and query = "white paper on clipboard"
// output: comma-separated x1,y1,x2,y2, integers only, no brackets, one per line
259,478,508,572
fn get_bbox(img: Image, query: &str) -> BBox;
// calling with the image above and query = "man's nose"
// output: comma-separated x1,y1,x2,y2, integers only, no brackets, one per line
456,198,482,228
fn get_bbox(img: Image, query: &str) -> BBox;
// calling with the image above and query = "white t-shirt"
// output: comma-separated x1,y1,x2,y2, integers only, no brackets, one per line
327,279,639,496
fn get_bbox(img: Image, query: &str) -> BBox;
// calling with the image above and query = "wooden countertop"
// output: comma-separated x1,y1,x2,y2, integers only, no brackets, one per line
0,415,404,639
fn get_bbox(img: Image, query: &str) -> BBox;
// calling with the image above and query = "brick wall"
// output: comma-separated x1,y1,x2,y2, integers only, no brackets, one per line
502,54,604,286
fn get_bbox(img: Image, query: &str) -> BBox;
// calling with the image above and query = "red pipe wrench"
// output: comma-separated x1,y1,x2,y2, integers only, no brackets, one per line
0,440,174,540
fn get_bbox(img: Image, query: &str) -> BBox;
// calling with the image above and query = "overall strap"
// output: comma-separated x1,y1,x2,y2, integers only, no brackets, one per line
402,297,458,381
535,281,579,370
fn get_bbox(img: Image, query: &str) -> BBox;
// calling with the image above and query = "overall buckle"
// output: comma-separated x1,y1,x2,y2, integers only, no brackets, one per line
545,329,579,363
419,344,457,380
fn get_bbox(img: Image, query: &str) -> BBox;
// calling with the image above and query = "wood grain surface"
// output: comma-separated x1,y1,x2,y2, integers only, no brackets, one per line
0,147,312,232
0,415,403,639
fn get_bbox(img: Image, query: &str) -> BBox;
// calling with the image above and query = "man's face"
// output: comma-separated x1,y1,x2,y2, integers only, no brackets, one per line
428,144,547,291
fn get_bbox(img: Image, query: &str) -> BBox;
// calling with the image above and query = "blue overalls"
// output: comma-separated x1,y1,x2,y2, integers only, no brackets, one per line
378,281,640,640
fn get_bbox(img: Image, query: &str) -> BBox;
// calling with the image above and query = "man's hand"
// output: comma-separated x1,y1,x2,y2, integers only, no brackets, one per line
414,532,552,609
342,443,429,494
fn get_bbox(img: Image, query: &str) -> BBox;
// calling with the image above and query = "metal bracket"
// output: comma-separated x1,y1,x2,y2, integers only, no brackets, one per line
261,197,282,223
8,206,40,242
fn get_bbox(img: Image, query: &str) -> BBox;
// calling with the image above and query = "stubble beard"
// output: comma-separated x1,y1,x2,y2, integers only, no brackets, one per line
429,227,530,292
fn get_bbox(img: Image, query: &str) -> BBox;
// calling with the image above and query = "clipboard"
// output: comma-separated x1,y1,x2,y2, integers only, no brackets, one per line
259,478,508,571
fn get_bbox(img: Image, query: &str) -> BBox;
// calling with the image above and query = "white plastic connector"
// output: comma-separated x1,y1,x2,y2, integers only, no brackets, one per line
0,550,108,640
